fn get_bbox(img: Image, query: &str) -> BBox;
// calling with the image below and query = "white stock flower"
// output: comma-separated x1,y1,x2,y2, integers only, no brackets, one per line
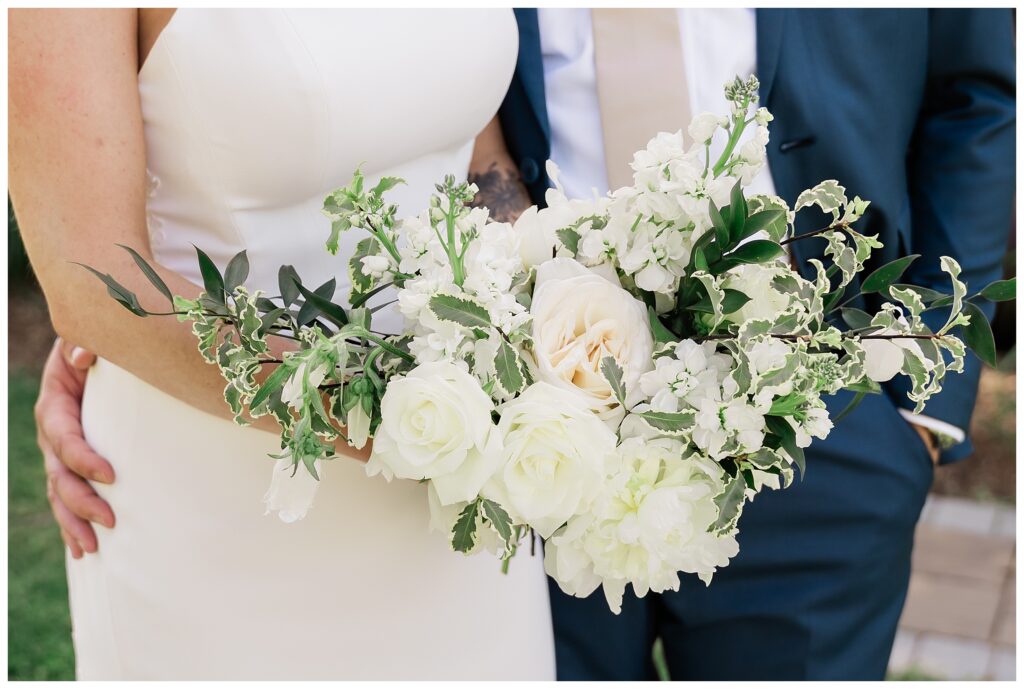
346,403,371,450
790,405,833,448
687,112,723,144
280,361,329,411
360,254,390,279
638,340,731,412
485,382,617,538
692,379,769,460
368,361,501,505
746,338,791,376
529,258,654,420
263,456,320,523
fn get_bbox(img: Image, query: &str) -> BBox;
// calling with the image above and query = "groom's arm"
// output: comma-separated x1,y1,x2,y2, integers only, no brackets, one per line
469,116,533,223
885,8,1015,463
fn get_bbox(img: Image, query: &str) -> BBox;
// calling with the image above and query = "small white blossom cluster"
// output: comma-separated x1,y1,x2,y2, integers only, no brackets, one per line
151,75,988,615
395,205,531,375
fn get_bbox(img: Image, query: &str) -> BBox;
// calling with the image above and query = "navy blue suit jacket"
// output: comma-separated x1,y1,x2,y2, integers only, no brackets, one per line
499,8,1015,461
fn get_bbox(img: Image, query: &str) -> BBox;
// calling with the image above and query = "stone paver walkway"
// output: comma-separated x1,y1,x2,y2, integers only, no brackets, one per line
888,495,1015,680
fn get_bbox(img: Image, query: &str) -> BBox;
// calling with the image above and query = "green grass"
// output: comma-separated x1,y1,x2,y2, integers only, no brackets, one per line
8,371,76,680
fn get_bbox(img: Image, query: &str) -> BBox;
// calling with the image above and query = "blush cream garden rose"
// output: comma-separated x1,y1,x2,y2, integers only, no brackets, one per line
529,258,654,422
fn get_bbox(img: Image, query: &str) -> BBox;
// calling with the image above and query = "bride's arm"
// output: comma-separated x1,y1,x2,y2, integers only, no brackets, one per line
10,10,368,460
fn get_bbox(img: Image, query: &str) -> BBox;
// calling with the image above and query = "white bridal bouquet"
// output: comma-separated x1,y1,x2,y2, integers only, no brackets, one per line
89,76,1014,613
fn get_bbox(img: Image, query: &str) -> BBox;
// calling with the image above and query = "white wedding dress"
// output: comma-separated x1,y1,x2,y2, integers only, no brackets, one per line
68,9,555,680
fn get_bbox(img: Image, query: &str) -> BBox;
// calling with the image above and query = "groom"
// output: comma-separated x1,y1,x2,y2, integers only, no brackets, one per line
477,7,1015,681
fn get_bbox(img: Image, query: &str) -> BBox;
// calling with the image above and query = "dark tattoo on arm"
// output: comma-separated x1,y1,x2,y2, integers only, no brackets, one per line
468,162,532,223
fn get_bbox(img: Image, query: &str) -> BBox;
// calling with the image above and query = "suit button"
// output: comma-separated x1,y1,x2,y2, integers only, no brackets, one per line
520,157,540,184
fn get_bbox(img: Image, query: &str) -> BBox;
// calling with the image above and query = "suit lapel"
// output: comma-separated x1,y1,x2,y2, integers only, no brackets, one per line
755,9,786,106
513,9,550,144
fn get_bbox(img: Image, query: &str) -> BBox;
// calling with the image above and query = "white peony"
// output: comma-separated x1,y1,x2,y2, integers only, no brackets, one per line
485,382,617,538
529,258,654,421
545,438,739,614
367,361,501,505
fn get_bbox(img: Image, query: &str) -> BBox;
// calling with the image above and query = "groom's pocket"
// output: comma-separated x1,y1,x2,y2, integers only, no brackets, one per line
817,390,934,515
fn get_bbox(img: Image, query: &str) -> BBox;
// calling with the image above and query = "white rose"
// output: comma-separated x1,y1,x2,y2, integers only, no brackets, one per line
485,382,617,538
368,361,501,505
530,258,654,421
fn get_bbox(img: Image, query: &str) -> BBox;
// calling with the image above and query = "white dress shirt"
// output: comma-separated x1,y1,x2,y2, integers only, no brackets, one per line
535,8,963,443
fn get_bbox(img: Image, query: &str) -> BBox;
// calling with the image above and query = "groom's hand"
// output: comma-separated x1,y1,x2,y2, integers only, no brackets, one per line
35,338,116,558
910,423,941,465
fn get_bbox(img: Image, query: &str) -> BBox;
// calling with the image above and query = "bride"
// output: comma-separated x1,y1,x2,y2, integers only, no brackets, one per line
9,8,555,680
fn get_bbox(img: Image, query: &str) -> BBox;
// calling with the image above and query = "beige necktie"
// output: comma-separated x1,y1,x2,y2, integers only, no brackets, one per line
592,9,692,190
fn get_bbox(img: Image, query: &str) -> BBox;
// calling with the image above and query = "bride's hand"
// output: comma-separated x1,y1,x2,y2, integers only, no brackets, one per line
36,339,115,558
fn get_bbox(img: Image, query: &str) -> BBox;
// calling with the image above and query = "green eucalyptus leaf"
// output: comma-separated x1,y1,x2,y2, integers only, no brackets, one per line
690,288,749,315
648,306,678,344
728,180,747,242
860,255,919,294
250,362,294,410
75,263,148,316
116,244,173,303
843,377,882,394
710,199,730,248
720,239,784,266
279,265,301,306
194,246,226,303
258,307,288,336
979,278,1016,302
840,307,873,331
962,301,997,367
296,278,348,328
224,250,250,293
737,209,785,244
